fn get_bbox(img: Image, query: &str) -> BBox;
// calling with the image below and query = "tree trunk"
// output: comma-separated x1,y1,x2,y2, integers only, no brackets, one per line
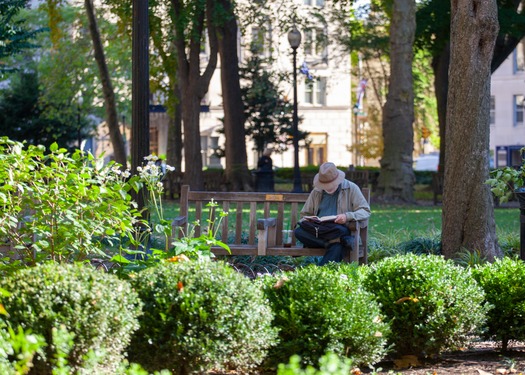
172,0,218,190
442,0,502,260
376,0,416,202
167,79,183,173
84,0,126,166
215,0,252,191
431,2,525,174
431,43,450,173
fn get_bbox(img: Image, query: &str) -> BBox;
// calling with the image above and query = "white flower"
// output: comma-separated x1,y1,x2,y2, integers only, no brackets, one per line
340,274,348,281
144,155,159,162
166,165,175,172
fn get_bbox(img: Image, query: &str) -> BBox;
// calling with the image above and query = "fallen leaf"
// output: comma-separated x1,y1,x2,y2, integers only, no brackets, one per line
393,355,421,369
477,369,493,375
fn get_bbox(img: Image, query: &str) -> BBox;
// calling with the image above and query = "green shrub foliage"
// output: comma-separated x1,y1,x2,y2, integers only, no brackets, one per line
473,256,525,350
127,259,277,373
363,254,488,357
0,263,142,374
277,353,354,375
0,138,140,269
260,263,389,368
0,319,45,375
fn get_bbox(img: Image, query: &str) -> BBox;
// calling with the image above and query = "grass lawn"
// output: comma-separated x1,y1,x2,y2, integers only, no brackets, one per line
161,199,520,241
371,204,519,238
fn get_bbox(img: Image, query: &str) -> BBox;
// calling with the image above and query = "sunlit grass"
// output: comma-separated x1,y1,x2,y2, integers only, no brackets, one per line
161,199,519,243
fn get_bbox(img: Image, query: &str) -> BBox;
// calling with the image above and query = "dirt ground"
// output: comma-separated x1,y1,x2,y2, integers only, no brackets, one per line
362,342,525,375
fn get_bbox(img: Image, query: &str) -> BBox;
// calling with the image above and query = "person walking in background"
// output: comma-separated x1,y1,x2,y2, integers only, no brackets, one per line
295,162,371,265
257,148,273,172
255,148,274,192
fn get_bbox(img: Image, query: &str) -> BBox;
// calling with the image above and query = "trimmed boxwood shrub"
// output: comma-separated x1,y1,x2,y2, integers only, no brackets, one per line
260,263,389,368
472,256,525,350
363,254,488,358
127,259,277,374
0,263,142,374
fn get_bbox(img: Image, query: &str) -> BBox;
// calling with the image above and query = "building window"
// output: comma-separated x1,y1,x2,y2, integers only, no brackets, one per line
304,28,327,59
515,41,525,73
305,83,313,104
316,78,326,106
250,24,271,57
307,133,327,166
490,95,495,126
304,78,327,106
303,0,324,6
251,27,264,55
514,95,524,126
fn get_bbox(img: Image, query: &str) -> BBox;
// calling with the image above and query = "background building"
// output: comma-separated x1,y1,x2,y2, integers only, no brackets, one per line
490,40,525,168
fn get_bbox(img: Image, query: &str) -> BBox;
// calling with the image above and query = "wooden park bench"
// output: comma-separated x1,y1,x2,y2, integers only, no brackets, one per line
171,185,370,264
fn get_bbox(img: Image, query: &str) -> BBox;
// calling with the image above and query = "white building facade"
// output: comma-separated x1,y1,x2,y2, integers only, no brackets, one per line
490,41,525,168
195,0,356,171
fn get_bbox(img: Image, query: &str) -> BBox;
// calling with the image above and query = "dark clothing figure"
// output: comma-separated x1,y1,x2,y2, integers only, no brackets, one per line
255,148,274,192
257,155,273,171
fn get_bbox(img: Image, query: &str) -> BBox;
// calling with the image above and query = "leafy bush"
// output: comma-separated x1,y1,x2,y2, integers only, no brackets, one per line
0,305,45,375
260,263,389,368
0,263,142,374
127,259,277,373
277,353,354,375
472,256,525,350
397,237,441,255
363,254,488,358
0,138,141,269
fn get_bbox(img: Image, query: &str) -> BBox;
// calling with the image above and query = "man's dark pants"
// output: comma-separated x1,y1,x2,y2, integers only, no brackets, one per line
294,225,353,266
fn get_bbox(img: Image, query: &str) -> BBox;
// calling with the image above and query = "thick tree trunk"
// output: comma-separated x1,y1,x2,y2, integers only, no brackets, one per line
167,80,183,173
84,0,126,166
215,0,252,191
181,89,204,190
442,0,502,260
431,44,450,173
431,2,525,174
172,0,218,190
376,0,416,202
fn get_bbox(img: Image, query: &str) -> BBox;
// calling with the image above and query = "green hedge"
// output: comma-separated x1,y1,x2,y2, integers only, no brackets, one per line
0,263,141,374
473,257,525,350
127,260,277,373
363,254,488,357
260,263,389,368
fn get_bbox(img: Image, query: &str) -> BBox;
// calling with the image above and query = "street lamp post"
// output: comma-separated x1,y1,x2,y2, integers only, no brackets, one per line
288,24,302,193
353,105,359,166
77,94,83,150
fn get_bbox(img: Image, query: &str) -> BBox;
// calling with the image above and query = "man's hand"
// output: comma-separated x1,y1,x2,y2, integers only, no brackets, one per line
334,214,346,224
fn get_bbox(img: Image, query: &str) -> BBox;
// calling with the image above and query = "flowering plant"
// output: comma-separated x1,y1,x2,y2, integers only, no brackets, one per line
486,147,525,203
171,199,230,259
110,156,230,276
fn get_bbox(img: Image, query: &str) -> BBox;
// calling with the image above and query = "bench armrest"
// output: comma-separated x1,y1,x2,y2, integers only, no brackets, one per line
169,216,187,244
257,217,277,255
